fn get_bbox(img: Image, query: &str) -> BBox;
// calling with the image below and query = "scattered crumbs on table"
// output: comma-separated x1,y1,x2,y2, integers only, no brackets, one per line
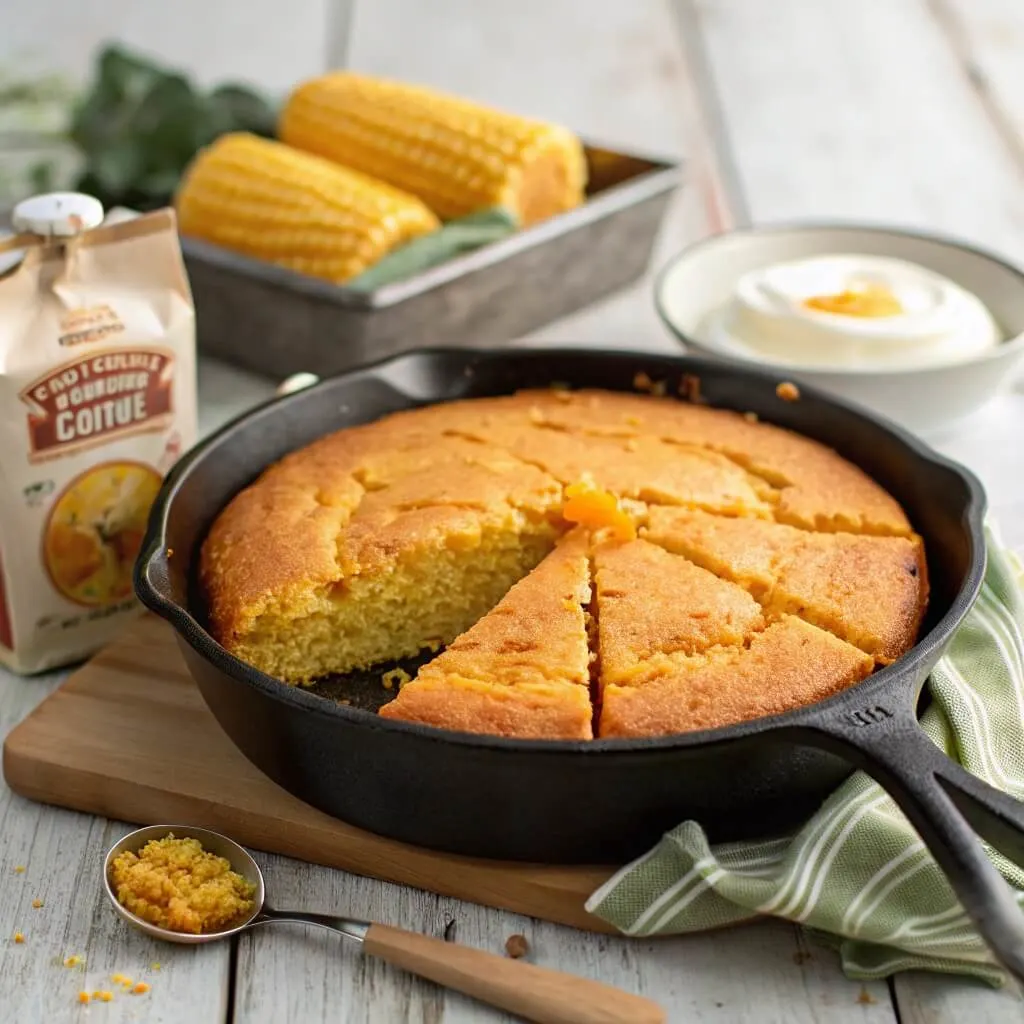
776,381,801,402
132,982,150,995
94,990,114,1002
31,899,43,909
857,987,877,1005
792,950,813,965
13,932,25,944
13,865,25,874
743,410,759,422
64,954,85,968
504,933,529,959
150,962,162,971
111,973,133,988
77,991,90,1005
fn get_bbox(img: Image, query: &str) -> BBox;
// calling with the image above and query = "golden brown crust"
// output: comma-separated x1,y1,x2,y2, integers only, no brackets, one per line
599,617,874,738
643,507,928,663
593,539,765,683
379,530,593,738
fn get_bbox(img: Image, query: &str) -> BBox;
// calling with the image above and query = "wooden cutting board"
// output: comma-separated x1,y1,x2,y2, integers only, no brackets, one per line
2,616,617,933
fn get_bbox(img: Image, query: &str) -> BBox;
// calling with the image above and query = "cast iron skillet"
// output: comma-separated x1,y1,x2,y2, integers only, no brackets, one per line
136,347,1024,980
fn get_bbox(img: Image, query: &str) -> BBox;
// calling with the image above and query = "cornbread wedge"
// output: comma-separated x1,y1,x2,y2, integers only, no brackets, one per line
379,530,594,739
643,507,927,663
600,617,875,738
593,539,765,684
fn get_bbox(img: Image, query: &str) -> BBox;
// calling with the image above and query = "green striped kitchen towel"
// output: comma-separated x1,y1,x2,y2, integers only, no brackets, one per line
587,525,1024,986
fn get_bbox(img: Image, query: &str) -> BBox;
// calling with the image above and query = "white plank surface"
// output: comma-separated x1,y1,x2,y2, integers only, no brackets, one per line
0,677,231,1023
233,849,893,1024
687,0,1024,260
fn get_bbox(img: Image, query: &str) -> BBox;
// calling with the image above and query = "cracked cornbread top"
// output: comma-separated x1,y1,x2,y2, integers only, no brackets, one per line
200,389,927,740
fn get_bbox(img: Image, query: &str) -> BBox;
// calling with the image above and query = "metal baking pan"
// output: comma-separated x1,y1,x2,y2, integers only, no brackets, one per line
181,145,683,379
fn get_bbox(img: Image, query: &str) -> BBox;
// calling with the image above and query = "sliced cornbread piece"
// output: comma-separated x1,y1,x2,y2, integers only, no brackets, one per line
593,538,765,685
518,389,911,536
643,507,927,663
599,616,874,738
379,530,594,739
202,431,564,683
454,419,773,516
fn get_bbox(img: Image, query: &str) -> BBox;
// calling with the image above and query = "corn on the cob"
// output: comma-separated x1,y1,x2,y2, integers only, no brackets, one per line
175,132,440,284
279,73,587,227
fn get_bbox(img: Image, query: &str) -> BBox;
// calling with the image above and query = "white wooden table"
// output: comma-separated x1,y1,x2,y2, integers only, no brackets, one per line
4,1,1024,1020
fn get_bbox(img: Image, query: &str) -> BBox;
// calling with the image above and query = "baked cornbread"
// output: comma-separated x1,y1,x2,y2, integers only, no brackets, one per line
379,529,594,739
599,617,875,738
201,387,928,738
643,507,927,664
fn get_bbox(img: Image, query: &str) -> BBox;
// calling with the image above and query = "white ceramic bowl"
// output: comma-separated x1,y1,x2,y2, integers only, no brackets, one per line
654,224,1024,435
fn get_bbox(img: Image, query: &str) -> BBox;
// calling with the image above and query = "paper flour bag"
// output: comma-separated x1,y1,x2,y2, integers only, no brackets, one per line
0,193,197,673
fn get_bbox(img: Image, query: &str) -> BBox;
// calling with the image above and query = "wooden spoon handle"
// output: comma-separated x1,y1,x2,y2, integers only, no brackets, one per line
363,923,665,1024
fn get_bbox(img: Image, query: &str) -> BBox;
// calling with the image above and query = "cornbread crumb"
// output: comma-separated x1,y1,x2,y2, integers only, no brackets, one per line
111,973,129,985
77,992,90,1005
857,987,877,1005
31,899,43,909
633,371,653,391
109,834,256,935
776,381,801,402
743,411,759,423
150,962,162,971
95,990,114,1002
13,865,25,874
381,668,411,691
132,982,150,995
679,373,703,404
64,954,84,967
13,932,24,944
505,934,529,958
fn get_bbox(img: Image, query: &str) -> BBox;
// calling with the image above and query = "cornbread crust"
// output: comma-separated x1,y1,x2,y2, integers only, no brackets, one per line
379,530,594,739
201,387,927,737
593,539,765,684
643,507,928,664
599,616,875,738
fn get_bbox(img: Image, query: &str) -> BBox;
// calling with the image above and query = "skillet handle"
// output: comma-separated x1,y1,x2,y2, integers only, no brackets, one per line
790,701,1024,982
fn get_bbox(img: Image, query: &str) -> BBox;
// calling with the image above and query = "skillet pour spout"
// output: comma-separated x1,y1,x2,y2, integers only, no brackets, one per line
135,346,1024,982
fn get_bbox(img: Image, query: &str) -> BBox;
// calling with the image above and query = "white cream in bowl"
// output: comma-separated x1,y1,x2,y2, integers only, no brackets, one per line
703,254,1003,369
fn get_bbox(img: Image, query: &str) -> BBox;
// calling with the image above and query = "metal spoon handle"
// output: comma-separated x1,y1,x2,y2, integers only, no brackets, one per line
257,906,369,942
362,922,665,1024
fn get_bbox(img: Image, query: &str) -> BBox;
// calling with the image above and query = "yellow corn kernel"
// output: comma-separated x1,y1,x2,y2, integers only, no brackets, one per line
280,72,587,226
175,133,440,285
13,932,24,944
